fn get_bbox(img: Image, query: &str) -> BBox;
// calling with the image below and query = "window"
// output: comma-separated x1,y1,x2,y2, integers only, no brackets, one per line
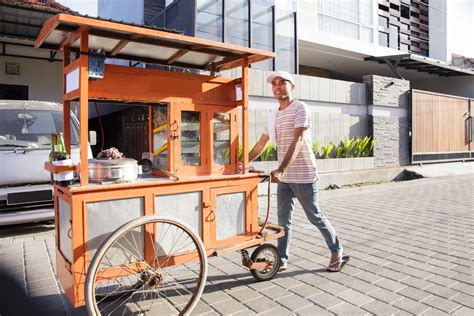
378,31,388,46
212,112,230,165
389,25,399,49
401,5,410,19
196,0,223,41
317,0,374,43
400,43,409,52
251,1,273,70
0,84,28,100
181,111,201,166
152,104,168,169
276,10,296,73
378,16,388,28
225,0,249,46
0,110,79,149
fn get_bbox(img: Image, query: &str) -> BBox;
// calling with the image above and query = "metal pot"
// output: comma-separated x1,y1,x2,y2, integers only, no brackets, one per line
88,158,138,183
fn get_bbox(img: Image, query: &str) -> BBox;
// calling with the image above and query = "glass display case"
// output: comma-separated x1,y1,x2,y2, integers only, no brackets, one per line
181,111,201,166
213,112,230,165
152,104,168,169
165,104,238,176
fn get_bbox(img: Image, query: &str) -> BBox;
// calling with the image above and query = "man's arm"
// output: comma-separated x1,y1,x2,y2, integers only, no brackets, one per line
271,127,306,179
249,133,269,162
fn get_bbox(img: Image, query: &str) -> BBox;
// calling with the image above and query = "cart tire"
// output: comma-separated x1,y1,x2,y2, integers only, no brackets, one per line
250,244,281,282
85,215,207,316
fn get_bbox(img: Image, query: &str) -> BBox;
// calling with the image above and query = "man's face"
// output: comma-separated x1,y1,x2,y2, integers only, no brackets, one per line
271,77,294,100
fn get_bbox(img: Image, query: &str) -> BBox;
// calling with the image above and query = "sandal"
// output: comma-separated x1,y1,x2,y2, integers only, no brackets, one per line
327,255,350,272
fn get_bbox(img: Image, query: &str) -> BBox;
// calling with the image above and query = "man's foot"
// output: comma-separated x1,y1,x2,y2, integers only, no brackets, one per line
327,253,350,272
279,261,288,271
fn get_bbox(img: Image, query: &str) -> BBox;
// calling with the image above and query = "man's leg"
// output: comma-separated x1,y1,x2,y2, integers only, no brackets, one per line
292,182,342,254
276,182,295,265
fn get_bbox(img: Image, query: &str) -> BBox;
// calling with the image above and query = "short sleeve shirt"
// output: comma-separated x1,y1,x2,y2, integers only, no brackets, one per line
264,99,318,183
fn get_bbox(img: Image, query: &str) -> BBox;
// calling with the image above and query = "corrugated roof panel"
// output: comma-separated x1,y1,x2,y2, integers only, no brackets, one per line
119,42,178,61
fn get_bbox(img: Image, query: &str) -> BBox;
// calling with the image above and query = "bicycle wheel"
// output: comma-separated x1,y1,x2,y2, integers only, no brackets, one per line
85,215,208,316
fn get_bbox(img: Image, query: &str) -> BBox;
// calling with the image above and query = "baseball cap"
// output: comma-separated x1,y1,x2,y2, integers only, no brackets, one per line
266,70,295,85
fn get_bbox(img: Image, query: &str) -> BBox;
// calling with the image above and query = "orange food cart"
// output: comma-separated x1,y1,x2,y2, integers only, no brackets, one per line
35,14,284,315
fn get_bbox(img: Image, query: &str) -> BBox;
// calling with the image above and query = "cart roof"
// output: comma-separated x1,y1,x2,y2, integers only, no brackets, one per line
35,14,275,71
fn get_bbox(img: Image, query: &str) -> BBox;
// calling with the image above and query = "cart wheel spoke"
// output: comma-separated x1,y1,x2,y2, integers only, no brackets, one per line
85,215,207,316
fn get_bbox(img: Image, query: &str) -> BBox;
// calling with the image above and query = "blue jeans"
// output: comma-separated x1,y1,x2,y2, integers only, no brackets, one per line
277,181,342,264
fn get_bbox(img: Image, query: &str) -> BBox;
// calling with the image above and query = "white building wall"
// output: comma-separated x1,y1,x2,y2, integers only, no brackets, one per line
446,0,474,63
297,0,403,58
429,0,447,62
224,68,370,146
0,44,62,102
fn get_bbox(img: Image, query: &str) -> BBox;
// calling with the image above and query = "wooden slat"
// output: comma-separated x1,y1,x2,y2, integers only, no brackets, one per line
166,48,189,64
412,90,470,154
59,26,90,50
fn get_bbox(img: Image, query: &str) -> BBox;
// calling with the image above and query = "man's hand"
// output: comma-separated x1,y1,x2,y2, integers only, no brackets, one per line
270,167,283,183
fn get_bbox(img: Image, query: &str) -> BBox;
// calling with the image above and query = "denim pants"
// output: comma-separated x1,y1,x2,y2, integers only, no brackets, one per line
277,181,342,264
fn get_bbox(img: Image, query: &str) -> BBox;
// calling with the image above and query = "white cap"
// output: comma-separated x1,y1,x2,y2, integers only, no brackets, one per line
266,70,295,85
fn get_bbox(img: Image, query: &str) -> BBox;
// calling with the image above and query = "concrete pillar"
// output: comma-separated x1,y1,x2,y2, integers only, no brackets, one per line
363,75,410,167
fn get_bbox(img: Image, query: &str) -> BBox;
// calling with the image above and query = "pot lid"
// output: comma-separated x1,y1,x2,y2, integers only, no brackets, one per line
88,158,138,167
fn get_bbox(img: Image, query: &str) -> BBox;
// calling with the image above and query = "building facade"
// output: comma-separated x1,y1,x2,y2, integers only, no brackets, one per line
99,0,298,73
0,1,72,101
96,0,473,168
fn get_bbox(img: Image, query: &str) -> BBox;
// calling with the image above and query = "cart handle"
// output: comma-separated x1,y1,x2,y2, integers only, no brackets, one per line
256,173,272,237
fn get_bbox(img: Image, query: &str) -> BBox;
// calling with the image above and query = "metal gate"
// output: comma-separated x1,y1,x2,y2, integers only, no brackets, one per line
410,89,473,163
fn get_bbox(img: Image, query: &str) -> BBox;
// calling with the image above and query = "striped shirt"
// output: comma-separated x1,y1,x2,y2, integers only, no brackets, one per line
264,99,318,183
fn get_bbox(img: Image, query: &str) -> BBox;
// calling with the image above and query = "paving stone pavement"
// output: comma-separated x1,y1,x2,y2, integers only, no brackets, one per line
0,173,473,315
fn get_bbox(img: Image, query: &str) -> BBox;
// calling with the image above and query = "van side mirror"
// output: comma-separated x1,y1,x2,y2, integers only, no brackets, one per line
89,130,97,146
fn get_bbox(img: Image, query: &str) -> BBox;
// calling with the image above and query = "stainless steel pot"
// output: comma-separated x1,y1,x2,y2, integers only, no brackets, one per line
88,158,138,183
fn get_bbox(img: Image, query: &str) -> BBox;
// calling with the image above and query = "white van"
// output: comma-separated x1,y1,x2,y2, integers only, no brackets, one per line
0,100,92,225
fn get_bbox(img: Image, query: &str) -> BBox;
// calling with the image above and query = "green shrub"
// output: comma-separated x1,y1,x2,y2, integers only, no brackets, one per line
260,142,277,161
320,143,334,159
334,142,344,158
341,138,356,158
316,136,375,159
363,137,376,157
238,141,257,162
312,141,321,157
354,136,370,157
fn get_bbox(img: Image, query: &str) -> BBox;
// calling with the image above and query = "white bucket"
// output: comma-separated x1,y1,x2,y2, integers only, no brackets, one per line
53,159,74,181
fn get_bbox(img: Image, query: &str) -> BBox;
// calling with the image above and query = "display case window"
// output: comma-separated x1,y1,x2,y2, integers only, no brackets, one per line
181,111,201,166
153,104,168,169
213,112,230,165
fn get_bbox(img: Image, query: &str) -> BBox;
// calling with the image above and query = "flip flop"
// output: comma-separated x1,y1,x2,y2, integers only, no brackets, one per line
327,255,350,272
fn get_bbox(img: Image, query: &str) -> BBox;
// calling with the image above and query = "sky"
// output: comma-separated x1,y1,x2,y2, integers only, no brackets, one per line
57,0,98,16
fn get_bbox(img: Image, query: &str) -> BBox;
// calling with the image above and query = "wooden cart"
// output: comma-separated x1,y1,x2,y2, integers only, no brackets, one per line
36,14,283,315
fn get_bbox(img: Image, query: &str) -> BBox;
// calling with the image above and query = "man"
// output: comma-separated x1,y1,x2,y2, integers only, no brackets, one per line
249,70,349,272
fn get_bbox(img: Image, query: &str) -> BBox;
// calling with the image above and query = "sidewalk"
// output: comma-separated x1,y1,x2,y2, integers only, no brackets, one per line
0,171,473,315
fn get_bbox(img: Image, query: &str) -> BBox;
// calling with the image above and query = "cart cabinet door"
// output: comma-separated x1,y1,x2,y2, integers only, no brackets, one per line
86,197,144,265
210,185,257,247
154,191,202,241
215,192,245,240
210,106,238,174
58,198,73,263
171,104,238,176
173,103,209,175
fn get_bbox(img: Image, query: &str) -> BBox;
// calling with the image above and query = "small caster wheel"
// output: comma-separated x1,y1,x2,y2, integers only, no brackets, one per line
250,244,281,281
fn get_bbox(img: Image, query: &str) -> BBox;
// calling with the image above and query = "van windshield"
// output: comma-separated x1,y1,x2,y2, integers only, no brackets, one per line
0,110,79,150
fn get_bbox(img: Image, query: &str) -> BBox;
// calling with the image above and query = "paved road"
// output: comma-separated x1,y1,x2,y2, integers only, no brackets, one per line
0,174,473,315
